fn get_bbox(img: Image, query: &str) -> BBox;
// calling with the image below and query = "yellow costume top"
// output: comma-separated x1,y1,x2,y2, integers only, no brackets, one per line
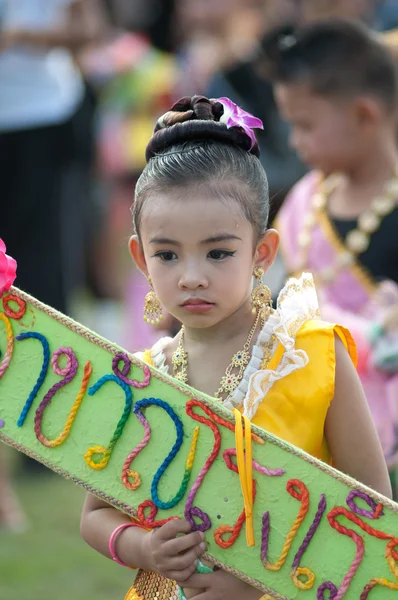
126,273,356,599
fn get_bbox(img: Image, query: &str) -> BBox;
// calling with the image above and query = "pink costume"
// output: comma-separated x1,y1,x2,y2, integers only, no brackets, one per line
277,171,398,466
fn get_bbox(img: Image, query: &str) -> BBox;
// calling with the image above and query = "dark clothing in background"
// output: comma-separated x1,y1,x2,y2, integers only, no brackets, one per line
0,87,96,314
0,121,69,312
332,207,398,284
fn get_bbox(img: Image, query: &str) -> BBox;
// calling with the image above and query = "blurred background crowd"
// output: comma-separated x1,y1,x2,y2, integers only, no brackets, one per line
1,1,398,598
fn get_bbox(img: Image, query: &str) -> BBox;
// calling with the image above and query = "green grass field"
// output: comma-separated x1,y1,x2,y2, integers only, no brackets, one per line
0,449,134,600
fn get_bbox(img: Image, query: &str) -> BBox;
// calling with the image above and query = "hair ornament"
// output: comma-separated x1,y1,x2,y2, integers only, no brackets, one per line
216,97,264,151
156,109,194,131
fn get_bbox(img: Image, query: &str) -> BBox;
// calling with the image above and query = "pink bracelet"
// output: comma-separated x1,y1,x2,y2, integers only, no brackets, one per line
109,522,141,569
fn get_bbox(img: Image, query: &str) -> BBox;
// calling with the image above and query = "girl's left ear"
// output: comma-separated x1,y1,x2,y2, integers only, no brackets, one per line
129,236,149,276
255,228,280,272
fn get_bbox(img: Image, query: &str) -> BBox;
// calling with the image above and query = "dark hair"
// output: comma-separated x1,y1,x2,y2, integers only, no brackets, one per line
260,19,398,110
133,96,269,241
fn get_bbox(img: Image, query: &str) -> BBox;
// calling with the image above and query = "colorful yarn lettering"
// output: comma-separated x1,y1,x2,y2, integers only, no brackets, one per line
321,504,398,599
184,400,223,532
361,539,398,598
37,361,92,447
122,399,199,510
16,332,50,427
346,490,384,520
184,400,264,533
186,400,264,445
121,399,152,491
19,307,36,330
137,499,178,529
84,374,132,470
34,347,79,445
0,313,13,380
291,494,327,591
261,479,309,572
2,294,26,320
112,352,151,388
214,448,285,550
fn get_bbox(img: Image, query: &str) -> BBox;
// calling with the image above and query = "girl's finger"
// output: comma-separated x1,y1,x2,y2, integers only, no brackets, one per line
168,562,198,583
166,530,205,554
155,519,192,542
164,545,204,571
177,573,215,589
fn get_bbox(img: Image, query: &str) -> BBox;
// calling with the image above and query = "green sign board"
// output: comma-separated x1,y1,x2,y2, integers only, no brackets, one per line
0,288,397,598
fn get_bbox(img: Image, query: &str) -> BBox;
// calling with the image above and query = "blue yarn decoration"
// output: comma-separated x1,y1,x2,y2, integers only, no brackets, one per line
88,373,133,402
88,374,133,451
16,332,50,427
134,398,186,510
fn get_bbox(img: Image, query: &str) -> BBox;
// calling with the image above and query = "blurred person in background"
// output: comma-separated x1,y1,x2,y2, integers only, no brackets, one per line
79,5,181,350
0,0,105,314
103,0,175,52
0,0,105,522
206,0,394,296
207,0,384,214
263,20,398,490
206,0,307,224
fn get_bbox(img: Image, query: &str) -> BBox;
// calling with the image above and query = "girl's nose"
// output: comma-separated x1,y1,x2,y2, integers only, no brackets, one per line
178,265,208,290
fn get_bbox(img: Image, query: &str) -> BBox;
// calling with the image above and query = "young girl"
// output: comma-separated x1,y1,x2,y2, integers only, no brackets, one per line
261,20,398,473
80,95,391,600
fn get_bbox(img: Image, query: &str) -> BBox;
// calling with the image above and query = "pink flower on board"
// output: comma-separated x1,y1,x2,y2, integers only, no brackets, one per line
0,239,17,296
217,97,264,150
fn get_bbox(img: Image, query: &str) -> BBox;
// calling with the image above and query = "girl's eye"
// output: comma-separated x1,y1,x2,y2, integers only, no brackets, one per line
208,250,235,261
155,251,177,262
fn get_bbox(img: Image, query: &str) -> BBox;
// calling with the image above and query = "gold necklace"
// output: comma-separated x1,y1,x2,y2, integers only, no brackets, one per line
297,170,398,283
172,309,263,402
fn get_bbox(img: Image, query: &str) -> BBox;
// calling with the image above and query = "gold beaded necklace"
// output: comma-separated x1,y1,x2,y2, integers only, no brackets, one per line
296,170,398,283
171,309,264,403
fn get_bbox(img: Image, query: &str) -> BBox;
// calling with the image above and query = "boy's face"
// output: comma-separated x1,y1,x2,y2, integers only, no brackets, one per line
275,82,367,173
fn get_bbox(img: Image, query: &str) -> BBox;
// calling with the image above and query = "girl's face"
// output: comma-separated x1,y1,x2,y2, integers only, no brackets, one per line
130,187,278,329
275,82,367,173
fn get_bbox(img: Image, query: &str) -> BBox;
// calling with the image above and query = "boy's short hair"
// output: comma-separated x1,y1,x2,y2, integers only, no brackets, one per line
261,19,398,111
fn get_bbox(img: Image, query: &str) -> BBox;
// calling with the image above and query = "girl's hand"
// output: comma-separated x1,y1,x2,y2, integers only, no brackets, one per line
181,568,264,600
142,519,206,583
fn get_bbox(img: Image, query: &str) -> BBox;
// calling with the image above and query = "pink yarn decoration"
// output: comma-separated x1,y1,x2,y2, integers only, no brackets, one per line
0,239,17,297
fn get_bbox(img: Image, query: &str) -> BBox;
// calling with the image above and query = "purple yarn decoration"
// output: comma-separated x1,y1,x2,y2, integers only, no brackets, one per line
317,582,338,599
346,490,384,519
0,419,4,428
34,348,78,440
292,494,327,571
261,511,270,563
184,481,212,532
112,352,150,388
186,507,212,532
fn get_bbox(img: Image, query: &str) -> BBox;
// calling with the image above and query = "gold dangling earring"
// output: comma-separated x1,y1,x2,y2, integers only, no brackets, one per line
143,277,163,326
251,266,272,319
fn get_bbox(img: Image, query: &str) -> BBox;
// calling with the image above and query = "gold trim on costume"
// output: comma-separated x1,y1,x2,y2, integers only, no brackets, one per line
316,208,376,294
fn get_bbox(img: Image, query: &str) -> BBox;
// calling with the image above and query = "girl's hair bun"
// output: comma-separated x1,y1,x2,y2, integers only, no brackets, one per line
146,95,260,161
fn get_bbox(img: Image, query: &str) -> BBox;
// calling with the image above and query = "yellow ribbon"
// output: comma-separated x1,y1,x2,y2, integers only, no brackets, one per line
233,408,255,547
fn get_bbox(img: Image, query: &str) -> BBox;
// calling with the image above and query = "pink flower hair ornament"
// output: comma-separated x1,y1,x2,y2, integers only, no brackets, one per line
0,239,17,297
216,97,264,151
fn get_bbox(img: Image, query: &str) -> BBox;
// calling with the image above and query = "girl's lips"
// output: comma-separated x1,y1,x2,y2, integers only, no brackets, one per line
181,300,214,313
